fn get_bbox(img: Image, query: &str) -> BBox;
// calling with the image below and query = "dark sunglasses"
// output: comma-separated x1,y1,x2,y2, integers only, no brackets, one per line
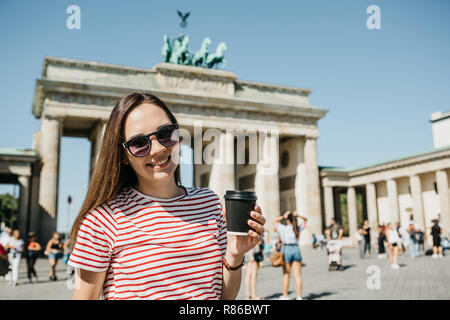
122,123,179,157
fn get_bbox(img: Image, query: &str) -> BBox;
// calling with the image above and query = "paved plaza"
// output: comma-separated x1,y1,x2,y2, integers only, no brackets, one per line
0,248,448,300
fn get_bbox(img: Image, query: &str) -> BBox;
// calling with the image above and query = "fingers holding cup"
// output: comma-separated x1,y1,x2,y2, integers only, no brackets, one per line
248,205,265,237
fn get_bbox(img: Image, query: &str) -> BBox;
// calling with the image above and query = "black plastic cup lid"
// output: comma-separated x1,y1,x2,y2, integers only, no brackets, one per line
224,190,257,200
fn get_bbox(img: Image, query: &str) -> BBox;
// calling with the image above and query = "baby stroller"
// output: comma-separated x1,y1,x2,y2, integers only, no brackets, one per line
327,240,343,271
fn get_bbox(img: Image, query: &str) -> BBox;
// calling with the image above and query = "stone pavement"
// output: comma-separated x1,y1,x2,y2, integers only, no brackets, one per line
236,247,450,300
0,248,448,300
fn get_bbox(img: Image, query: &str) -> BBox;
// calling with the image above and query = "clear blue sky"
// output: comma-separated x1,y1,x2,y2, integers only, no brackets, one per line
0,0,449,233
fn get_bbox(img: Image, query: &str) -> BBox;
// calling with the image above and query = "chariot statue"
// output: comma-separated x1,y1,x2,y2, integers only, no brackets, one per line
161,11,227,69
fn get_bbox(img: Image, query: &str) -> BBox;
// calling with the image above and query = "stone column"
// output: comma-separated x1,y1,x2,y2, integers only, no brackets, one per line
209,130,235,208
386,179,400,225
324,186,334,227
29,163,41,234
436,170,450,233
347,187,358,245
294,139,307,221
38,117,62,242
295,137,322,247
409,175,426,231
89,121,106,179
17,175,31,237
365,183,378,245
254,130,280,234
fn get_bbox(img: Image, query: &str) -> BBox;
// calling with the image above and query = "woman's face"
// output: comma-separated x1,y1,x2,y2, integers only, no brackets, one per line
122,103,179,184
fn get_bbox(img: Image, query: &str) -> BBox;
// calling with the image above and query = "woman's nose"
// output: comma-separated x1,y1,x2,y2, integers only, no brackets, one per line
149,136,166,156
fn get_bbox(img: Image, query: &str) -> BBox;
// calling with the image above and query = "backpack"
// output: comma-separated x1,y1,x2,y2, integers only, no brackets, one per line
0,258,10,277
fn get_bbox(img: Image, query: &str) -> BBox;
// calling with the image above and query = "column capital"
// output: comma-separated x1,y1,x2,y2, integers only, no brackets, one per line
18,174,32,182
42,113,64,122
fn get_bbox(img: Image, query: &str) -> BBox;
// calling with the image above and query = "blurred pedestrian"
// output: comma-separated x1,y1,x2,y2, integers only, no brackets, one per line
312,233,317,249
26,232,41,283
431,219,443,258
274,210,307,300
408,222,419,258
396,222,406,254
318,233,326,250
417,229,425,253
325,218,344,270
357,220,371,258
244,235,265,300
0,243,9,278
377,225,387,259
5,229,24,286
45,232,64,281
386,223,400,269
0,227,12,248
63,236,75,286
0,227,12,281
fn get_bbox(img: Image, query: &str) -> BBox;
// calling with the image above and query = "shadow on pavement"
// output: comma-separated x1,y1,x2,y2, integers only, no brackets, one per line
21,277,69,285
338,264,355,271
303,291,335,300
264,291,293,300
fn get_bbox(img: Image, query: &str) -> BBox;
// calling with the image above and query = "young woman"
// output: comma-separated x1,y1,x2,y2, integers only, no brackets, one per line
26,232,41,283
274,210,307,300
45,232,64,281
244,235,264,300
5,229,24,286
431,219,443,258
68,92,265,300
385,223,400,269
377,225,386,259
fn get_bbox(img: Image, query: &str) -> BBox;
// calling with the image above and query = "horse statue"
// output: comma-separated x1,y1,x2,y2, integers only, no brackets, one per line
179,35,192,65
192,37,212,67
205,42,227,68
161,34,172,63
169,34,191,65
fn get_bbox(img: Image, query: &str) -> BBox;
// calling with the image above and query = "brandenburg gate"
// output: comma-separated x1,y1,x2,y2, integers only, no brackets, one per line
30,56,327,245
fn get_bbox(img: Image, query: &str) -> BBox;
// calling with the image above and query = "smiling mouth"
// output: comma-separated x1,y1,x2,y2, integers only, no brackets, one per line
147,155,171,168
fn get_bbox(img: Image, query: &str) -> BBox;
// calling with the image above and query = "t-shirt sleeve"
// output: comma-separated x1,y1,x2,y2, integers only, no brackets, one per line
214,194,228,257
68,205,115,272
299,220,306,232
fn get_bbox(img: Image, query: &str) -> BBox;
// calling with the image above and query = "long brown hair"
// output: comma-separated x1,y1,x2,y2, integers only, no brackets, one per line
69,92,181,248
282,210,300,240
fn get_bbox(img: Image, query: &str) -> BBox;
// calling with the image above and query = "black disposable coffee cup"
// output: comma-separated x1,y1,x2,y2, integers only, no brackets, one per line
224,190,257,235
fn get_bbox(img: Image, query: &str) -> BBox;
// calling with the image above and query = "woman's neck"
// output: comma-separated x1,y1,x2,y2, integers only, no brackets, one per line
135,179,185,199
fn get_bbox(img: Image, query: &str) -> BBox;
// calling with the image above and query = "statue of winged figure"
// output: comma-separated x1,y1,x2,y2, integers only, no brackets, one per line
177,11,190,29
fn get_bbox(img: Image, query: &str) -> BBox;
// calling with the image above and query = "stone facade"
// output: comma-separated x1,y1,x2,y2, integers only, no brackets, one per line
320,147,450,246
0,149,41,239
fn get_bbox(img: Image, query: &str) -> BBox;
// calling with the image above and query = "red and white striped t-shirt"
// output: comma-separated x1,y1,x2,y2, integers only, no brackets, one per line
68,186,228,300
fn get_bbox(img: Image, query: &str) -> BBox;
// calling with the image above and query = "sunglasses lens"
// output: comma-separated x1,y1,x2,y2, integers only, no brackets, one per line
157,125,178,147
128,136,150,157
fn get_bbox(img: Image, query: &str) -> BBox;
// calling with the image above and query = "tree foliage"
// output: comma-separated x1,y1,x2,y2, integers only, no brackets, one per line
0,193,18,228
